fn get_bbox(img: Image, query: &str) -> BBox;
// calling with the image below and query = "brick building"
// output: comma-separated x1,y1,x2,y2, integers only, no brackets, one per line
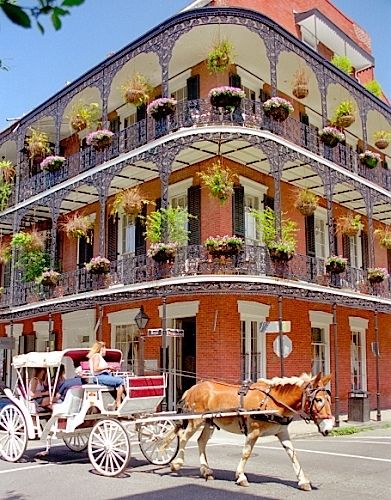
0,0,390,419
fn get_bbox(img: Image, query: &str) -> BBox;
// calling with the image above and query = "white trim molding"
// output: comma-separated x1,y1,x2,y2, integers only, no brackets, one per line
349,316,368,392
168,178,193,199
309,311,333,327
349,316,369,331
238,300,270,320
158,300,200,319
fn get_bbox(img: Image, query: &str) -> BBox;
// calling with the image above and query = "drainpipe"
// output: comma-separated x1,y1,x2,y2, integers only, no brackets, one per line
374,309,381,421
332,303,340,427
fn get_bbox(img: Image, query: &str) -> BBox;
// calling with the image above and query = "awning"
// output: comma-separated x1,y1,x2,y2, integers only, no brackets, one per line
295,9,374,71
12,348,122,368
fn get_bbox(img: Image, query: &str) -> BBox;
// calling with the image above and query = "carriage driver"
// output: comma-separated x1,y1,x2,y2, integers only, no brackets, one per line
87,341,125,410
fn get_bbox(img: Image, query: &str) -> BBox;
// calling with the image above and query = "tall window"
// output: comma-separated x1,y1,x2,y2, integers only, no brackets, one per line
115,324,139,373
241,320,264,381
315,217,327,258
121,214,136,255
351,330,364,391
311,327,327,375
171,86,187,104
349,235,361,268
244,194,260,242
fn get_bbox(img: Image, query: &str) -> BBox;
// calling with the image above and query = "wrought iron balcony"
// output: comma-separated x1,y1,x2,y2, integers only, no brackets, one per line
15,99,390,203
4,244,390,309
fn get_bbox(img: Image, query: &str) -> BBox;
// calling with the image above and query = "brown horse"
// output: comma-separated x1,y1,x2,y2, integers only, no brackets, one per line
170,373,334,491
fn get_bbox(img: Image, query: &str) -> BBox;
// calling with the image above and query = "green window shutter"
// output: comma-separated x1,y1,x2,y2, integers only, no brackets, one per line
305,214,316,257
135,205,147,256
342,234,351,263
107,214,119,261
136,103,146,122
188,185,201,245
232,185,245,237
187,75,200,100
361,231,369,270
229,73,241,88
155,197,161,211
263,195,274,211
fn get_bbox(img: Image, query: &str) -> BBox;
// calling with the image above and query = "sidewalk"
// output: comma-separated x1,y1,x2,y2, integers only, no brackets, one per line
289,408,391,438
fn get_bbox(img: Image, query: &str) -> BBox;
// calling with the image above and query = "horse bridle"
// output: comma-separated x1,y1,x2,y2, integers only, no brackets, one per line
301,384,332,423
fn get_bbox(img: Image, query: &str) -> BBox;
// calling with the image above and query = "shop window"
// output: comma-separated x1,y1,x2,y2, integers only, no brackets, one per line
311,327,327,375
240,319,264,381
115,324,139,373
351,330,365,392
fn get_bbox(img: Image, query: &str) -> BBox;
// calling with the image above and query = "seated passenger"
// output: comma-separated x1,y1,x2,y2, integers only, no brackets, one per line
29,368,52,409
55,365,84,401
87,341,124,410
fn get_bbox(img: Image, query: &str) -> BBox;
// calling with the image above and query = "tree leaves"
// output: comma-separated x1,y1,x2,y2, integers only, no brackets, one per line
0,0,85,32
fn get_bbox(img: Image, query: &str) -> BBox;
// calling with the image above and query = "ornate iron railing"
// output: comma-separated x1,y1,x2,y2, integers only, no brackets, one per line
4,244,390,308
16,98,390,202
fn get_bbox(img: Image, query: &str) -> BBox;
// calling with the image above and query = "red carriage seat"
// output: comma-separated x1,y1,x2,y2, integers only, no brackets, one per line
128,376,165,398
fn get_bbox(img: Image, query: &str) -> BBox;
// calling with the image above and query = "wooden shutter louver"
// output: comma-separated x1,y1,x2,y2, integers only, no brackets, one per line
305,214,316,257
229,73,241,88
263,195,275,211
342,234,351,263
188,185,201,245
107,214,119,261
232,185,245,238
187,75,200,100
361,231,369,270
135,205,147,256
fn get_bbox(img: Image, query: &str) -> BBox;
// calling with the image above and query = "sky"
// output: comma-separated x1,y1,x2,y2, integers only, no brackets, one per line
0,0,390,132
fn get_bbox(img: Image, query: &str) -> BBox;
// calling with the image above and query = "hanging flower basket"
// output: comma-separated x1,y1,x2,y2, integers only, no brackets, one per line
61,214,94,240
207,39,234,74
319,126,345,148
374,139,389,150
333,101,355,129
337,214,363,237
26,128,51,159
374,228,391,250
36,269,60,288
325,256,347,274
205,235,244,258
198,160,237,205
292,84,309,99
121,73,152,107
40,155,65,172
209,86,245,112
291,68,309,99
147,98,177,120
85,256,111,275
86,129,114,151
367,267,388,285
373,131,390,150
294,188,318,217
111,186,152,218
69,102,100,133
148,243,178,264
268,246,294,263
359,150,381,169
263,97,294,122
335,114,355,128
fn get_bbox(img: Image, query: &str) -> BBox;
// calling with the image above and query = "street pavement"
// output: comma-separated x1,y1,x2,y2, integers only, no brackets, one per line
0,410,390,500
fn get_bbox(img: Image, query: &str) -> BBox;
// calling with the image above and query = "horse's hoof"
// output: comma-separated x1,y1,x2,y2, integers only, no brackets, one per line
299,482,312,491
236,478,249,487
200,465,214,480
170,462,181,472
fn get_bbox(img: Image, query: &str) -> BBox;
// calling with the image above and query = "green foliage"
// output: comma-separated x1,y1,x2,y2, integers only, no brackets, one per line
250,207,298,254
198,160,237,205
69,101,100,132
0,0,85,32
11,231,48,282
331,54,353,75
374,130,391,141
145,207,190,245
333,100,355,120
364,80,382,97
0,180,12,211
207,39,234,74
330,426,361,436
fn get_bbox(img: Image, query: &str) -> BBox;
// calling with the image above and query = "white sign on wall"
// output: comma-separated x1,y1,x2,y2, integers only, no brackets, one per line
273,335,293,358
260,321,291,334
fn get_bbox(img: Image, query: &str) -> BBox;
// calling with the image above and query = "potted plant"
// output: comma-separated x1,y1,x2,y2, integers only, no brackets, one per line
333,100,355,128
319,126,345,148
85,256,111,275
147,242,178,264
61,213,94,240
359,150,381,169
373,131,391,150
204,235,244,258
250,207,298,262
331,54,353,75
263,97,294,122
374,228,391,249
325,255,347,274
367,267,388,285
86,129,114,151
40,155,65,172
110,186,152,218
0,240,11,264
147,97,177,120
198,160,237,205
26,128,51,159
208,86,245,112
337,214,363,237
294,188,318,216
121,73,152,107
364,80,382,98
69,101,100,132
11,230,45,253
36,269,60,287
145,207,190,263
11,231,49,283
0,180,13,211
207,39,234,74
291,68,309,99
0,160,15,183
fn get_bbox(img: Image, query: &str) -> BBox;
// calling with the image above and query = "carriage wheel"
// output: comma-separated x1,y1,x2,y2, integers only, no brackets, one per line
63,432,89,452
0,404,28,462
88,419,130,477
138,419,179,465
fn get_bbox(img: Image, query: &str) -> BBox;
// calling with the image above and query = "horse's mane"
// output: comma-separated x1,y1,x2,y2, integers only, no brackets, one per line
257,373,312,388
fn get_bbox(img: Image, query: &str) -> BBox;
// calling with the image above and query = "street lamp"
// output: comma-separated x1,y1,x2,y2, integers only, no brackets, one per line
134,305,150,330
134,306,150,376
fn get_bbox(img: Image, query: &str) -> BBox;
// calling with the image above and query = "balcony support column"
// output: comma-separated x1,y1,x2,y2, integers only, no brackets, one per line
314,69,329,127
48,196,62,268
264,35,280,96
358,101,368,148
158,151,173,243
324,172,336,256
97,185,109,256
363,188,375,267
269,150,282,237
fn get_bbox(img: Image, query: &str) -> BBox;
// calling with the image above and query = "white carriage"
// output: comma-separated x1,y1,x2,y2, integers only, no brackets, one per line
0,348,179,476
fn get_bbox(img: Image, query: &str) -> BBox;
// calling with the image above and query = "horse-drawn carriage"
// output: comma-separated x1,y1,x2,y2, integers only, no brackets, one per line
0,348,334,490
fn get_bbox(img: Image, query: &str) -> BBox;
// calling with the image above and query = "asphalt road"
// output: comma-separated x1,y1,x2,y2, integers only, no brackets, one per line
0,426,390,500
